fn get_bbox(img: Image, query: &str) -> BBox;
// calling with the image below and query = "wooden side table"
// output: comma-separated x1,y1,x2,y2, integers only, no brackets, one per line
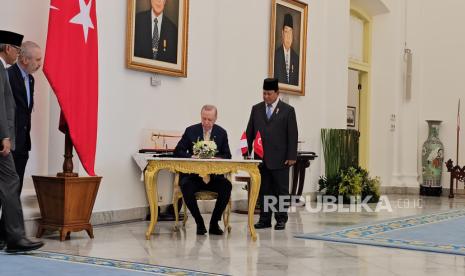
291,152,318,203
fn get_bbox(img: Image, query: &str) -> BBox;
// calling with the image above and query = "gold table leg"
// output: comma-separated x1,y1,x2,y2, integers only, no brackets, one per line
145,167,160,240
172,173,181,231
247,167,261,241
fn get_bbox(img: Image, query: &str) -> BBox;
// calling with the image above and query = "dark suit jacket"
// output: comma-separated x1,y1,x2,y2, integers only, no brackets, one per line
134,10,178,64
7,64,34,153
174,123,231,182
0,61,16,150
174,123,231,159
246,100,298,170
274,45,299,85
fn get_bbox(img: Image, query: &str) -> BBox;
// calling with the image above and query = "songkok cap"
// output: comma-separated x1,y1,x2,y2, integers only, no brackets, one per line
283,13,293,29
263,78,279,91
0,30,24,47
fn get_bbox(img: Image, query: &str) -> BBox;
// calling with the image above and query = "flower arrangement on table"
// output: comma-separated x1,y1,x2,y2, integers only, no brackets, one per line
192,139,217,159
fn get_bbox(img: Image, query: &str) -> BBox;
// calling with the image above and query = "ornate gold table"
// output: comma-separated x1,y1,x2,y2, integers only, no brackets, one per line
144,157,261,240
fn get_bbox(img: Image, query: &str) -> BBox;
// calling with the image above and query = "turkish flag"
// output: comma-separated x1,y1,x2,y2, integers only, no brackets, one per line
240,131,248,155
253,131,264,158
43,0,99,176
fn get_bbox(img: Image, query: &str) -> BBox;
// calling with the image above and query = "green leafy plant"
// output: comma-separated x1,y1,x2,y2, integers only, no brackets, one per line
320,129,359,178
318,174,341,197
361,175,381,203
319,129,380,203
338,167,363,202
319,166,381,203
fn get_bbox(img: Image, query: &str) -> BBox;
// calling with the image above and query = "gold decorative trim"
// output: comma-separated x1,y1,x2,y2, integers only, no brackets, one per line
144,159,261,241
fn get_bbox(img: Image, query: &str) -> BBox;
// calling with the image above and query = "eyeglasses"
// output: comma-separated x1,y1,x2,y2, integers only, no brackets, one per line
9,44,20,51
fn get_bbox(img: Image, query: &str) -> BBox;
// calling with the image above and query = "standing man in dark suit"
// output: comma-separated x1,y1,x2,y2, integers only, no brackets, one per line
274,13,299,86
246,78,298,230
8,41,42,195
0,30,43,253
134,0,178,63
174,105,232,235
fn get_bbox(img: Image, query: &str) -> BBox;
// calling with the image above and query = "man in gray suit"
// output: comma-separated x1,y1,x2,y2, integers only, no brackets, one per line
246,78,298,230
0,30,43,253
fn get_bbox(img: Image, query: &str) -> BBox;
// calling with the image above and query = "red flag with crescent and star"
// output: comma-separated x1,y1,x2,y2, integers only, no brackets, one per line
253,131,264,158
43,0,99,176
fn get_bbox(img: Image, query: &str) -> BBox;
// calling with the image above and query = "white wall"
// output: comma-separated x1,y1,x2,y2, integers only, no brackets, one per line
416,0,465,188
8,0,465,215
370,0,465,189
1,1,51,190
370,0,406,186
0,0,369,213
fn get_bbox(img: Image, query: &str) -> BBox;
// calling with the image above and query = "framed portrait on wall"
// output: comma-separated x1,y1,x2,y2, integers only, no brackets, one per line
126,0,189,77
347,106,356,128
269,0,308,96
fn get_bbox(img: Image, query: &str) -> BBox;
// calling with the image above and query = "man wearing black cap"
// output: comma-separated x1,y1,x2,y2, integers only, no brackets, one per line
245,78,298,230
0,30,44,253
274,13,300,86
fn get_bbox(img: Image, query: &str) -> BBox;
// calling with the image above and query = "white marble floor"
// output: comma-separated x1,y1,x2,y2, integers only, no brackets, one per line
39,195,465,276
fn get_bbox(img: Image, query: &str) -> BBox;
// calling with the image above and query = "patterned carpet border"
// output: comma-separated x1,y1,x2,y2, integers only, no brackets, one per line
16,251,228,276
295,209,465,256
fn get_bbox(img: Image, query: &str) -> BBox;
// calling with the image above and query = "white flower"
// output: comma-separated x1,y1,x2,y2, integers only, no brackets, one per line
193,140,217,158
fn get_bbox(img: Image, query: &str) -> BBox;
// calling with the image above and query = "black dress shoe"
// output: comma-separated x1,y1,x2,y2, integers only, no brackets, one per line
197,223,207,235
208,223,224,235
0,240,5,250
6,238,44,253
274,221,286,230
254,221,272,229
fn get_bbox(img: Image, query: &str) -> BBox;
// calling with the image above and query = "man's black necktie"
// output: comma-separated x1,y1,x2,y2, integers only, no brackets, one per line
285,54,290,83
152,18,159,59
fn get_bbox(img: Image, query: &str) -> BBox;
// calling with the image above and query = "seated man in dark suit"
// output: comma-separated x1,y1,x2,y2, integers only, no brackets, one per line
174,105,232,235
134,0,178,63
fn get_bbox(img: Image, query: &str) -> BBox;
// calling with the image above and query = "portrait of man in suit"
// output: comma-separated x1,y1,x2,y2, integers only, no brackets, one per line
134,0,178,64
274,13,299,86
269,0,307,95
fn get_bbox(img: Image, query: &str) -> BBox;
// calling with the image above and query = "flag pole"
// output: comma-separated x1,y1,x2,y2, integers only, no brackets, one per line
456,98,461,190
57,123,78,177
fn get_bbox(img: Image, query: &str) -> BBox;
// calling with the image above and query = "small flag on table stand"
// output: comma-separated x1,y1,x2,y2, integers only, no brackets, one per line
240,131,248,157
253,131,264,158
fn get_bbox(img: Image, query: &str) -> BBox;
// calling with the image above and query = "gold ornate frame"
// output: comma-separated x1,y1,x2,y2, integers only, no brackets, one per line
126,0,189,77
269,0,308,95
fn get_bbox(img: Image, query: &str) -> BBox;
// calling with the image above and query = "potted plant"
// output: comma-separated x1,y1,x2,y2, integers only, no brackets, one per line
319,129,380,203
319,166,381,203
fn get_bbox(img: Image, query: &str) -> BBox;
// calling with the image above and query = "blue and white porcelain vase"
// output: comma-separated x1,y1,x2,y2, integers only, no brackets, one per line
420,120,444,196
